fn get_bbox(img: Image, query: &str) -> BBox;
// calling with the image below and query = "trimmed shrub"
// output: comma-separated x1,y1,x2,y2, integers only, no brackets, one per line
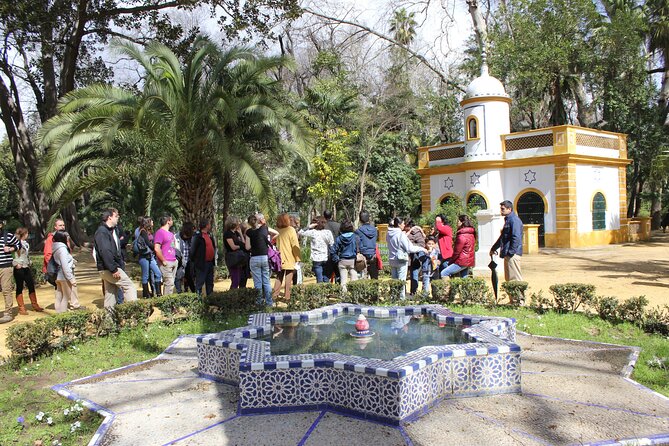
385,279,406,303
347,280,381,304
205,288,262,317
529,290,551,314
112,300,154,329
617,295,649,325
51,310,91,348
643,305,669,336
6,319,55,359
89,308,117,337
549,283,596,313
449,277,491,305
153,293,203,323
288,283,342,311
593,296,620,322
29,255,46,285
430,279,452,304
501,281,528,307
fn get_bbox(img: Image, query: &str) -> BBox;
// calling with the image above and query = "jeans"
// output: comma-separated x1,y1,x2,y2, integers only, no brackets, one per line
390,260,409,300
250,255,272,305
138,257,163,285
410,254,430,295
312,261,327,283
441,263,468,278
195,261,215,297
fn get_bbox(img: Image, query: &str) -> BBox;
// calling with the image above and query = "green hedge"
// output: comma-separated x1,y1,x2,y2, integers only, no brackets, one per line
288,283,342,311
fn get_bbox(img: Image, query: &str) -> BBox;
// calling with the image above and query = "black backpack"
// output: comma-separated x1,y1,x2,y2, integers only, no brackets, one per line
45,256,60,286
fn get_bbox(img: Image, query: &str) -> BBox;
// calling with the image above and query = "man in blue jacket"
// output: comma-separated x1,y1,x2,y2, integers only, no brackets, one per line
490,200,524,281
355,210,378,279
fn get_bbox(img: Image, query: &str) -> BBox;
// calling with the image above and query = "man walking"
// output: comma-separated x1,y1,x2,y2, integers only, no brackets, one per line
490,200,524,282
0,221,20,323
154,216,178,295
94,208,138,308
190,218,216,296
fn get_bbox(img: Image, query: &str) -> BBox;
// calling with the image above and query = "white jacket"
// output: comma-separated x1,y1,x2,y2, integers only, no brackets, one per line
386,227,423,264
299,228,334,262
53,242,76,282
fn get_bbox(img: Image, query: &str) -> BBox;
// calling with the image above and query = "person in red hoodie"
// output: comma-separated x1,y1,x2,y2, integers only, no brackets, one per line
440,215,476,278
434,214,453,271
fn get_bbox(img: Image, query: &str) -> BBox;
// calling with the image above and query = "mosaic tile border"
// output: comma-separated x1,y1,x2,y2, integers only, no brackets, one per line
197,304,522,423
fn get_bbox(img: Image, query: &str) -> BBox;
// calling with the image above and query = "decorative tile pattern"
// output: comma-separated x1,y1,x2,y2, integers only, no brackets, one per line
198,304,521,423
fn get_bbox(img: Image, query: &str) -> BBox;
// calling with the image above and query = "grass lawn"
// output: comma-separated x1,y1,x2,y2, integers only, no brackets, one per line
0,306,666,445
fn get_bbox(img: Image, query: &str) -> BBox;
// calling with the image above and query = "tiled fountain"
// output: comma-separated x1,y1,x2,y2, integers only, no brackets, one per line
196,304,521,425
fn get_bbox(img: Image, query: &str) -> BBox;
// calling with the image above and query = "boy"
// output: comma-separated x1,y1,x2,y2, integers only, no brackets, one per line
421,236,440,295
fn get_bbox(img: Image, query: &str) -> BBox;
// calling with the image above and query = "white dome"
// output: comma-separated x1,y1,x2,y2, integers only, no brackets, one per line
465,71,508,99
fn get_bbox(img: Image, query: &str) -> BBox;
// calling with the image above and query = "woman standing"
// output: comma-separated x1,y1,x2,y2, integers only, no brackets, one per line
52,230,79,313
299,216,334,283
12,227,43,314
272,213,301,301
330,219,359,292
434,214,454,272
137,217,163,298
224,217,247,289
441,215,476,278
245,213,278,306
387,217,427,300
406,219,427,297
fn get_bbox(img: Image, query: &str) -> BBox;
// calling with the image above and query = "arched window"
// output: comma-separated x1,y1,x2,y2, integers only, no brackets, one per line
466,116,479,140
440,195,458,207
592,193,606,230
467,193,488,210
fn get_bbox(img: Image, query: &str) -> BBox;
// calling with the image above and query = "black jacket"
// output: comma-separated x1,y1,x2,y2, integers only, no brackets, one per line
190,231,216,271
95,224,125,273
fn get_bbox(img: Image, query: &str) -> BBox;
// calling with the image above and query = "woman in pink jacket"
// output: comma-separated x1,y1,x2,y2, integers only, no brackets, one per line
441,215,476,278
434,214,453,269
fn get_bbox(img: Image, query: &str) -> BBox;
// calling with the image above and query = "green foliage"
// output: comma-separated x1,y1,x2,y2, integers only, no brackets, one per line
111,300,154,329
153,293,204,324
644,305,669,336
430,279,452,304
308,129,358,208
549,283,597,313
204,289,262,318
288,283,342,311
6,319,55,359
51,311,92,349
418,198,479,231
500,281,528,307
448,277,492,305
593,296,620,322
617,295,649,325
528,290,552,314
346,279,382,304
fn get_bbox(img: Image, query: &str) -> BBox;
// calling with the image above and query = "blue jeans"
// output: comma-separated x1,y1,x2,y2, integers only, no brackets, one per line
390,260,409,300
312,261,327,283
250,255,272,305
441,263,468,278
410,254,431,295
138,256,163,284
195,261,215,296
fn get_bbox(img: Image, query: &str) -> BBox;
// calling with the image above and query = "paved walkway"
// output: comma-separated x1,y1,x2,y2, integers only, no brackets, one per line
53,333,669,446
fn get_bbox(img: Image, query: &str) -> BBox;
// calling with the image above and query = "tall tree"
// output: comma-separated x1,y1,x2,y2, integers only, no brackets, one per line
38,37,311,225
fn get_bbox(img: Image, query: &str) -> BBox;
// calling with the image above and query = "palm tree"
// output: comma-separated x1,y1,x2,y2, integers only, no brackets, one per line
389,9,417,46
647,0,669,125
38,36,312,225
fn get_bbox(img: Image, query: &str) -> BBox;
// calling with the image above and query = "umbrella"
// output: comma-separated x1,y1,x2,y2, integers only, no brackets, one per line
488,256,499,299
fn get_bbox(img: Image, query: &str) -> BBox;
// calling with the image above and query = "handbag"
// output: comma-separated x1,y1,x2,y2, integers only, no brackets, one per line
225,249,248,268
396,250,409,261
354,253,367,272
267,244,282,272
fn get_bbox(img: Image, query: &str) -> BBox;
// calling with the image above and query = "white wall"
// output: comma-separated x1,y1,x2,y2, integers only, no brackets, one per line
575,165,621,232
501,164,556,233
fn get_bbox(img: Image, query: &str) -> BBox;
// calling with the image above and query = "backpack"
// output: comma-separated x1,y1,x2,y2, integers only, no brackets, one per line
267,244,282,273
133,235,149,256
45,256,60,286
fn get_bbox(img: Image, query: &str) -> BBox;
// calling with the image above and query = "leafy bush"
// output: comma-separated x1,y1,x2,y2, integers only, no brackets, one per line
593,296,620,322
549,283,596,313
29,256,46,285
386,279,406,303
501,281,528,307
215,264,229,280
529,290,551,314
448,277,491,305
346,280,381,304
205,288,262,317
51,310,91,348
429,279,451,304
288,283,342,311
89,308,117,337
153,293,203,323
111,300,154,329
643,305,669,336
617,295,649,325
6,319,55,359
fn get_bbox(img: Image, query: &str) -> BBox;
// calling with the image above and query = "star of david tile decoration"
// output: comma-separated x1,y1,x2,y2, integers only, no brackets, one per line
470,172,481,186
524,169,537,185
444,177,454,190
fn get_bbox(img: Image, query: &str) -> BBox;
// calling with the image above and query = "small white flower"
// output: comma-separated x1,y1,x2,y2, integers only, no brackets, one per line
47,416,53,425
36,412,45,421
70,420,81,432
52,441,62,446
63,409,70,416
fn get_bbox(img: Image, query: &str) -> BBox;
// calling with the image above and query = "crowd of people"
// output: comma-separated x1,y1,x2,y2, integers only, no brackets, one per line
0,200,523,322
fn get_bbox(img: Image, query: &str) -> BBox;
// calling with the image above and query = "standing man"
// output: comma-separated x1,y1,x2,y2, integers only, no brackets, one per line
43,218,66,274
323,210,340,282
153,216,178,295
355,210,379,279
490,200,524,282
94,208,138,308
190,218,217,296
0,221,20,323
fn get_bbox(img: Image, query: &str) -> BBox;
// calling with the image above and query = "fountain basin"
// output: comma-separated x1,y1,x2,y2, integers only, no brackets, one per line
196,304,521,424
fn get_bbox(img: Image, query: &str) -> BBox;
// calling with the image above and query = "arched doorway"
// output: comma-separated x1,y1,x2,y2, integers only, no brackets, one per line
516,191,545,247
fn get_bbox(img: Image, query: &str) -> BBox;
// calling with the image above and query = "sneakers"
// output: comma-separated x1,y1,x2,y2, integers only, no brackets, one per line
0,313,13,324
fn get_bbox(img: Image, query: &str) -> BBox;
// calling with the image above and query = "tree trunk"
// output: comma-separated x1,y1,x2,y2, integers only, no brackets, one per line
660,67,669,127
466,0,488,57
650,183,662,229
177,176,215,228
634,178,645,217
62,203,88,246
221,170,233,226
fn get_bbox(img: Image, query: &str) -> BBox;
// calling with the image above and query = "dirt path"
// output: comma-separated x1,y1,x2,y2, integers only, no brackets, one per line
0,231,667,358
